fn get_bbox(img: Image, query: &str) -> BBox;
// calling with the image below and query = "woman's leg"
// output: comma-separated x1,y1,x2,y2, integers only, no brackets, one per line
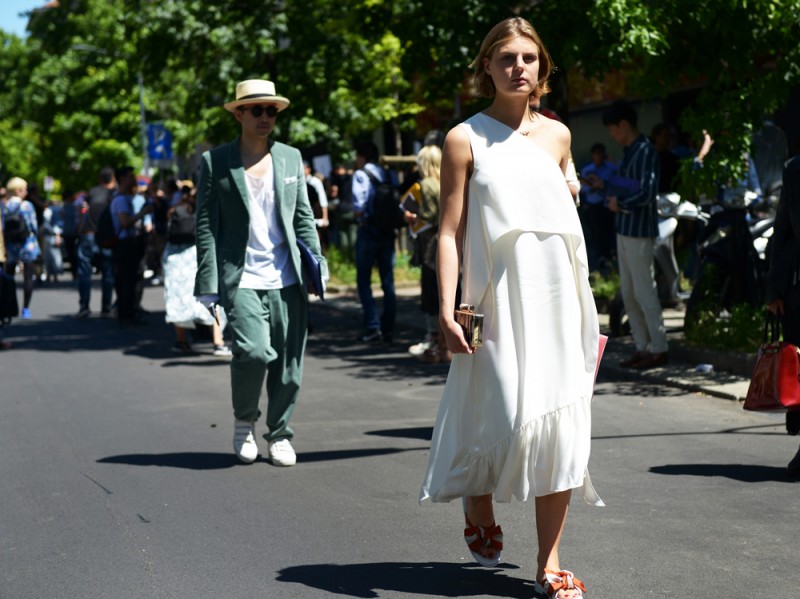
465,494,499,561
174,325,188,344
535,490,572,583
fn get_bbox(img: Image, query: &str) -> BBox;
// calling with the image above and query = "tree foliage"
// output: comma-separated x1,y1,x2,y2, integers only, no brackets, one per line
0,0,797,192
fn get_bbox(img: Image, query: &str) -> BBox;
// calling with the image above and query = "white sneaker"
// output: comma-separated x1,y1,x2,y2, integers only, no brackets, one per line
233,420,258,464
268,438,296,467
213,344,232,357
408,337,433,356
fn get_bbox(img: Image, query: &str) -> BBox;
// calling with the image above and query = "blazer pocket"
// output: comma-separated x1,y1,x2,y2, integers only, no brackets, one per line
283,176,298,184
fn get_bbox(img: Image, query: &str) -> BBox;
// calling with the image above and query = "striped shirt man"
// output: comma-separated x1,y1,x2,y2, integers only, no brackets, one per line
615,134,660,238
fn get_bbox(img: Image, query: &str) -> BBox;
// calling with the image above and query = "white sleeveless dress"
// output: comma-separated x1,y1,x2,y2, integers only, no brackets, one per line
419,113,603,506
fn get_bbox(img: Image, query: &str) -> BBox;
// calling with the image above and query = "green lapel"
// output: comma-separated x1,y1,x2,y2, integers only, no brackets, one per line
227,140,249,213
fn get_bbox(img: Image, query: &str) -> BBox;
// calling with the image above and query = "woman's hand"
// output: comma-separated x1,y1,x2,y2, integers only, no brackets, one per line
441,314,474,354
767,299,784,315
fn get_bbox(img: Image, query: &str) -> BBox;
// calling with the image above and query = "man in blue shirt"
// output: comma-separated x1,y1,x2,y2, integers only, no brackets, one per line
603,100,668,370
579,143,618,271
351,140,396,343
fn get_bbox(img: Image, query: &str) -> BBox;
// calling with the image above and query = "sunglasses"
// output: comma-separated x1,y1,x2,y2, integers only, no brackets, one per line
240,104,279,118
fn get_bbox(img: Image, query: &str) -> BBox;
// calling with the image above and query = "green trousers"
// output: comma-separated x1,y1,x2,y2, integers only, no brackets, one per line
227,284,307,441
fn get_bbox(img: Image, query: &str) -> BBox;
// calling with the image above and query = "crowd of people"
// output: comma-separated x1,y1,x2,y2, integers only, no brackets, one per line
0,166,234,356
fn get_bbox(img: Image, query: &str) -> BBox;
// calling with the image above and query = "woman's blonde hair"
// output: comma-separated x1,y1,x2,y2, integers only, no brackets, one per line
469,17,553,100
6,177,27,195
416,145,442,181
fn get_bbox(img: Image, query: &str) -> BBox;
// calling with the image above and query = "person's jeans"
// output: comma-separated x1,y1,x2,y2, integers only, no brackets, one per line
77,234,114,312
355,227,396,335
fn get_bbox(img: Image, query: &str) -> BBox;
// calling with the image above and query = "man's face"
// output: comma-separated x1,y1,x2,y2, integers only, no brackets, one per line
591,150,605,166
235,103,278,139
607,122,630,146
120,171,137,192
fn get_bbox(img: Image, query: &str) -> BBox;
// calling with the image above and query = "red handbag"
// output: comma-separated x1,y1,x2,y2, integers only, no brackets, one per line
743,315,800,412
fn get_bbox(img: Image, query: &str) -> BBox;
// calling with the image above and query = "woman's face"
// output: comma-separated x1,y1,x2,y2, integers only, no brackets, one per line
484,35,540,98
12,185,27,199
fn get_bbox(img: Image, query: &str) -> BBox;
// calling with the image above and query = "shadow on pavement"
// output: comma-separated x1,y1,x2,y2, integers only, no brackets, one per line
7,310,230,364
305,317,450,386
298,447,427,463
649,463,798,483
365,427,433,441
97,452,242,470
275,561,530,598
97,447,428,470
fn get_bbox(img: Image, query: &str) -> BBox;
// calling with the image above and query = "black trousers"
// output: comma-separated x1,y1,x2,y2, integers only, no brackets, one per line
113,237,144,322
782,282,800,435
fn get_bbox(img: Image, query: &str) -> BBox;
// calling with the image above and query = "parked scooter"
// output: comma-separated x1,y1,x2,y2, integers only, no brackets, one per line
609,192,704,337
683,187,776,336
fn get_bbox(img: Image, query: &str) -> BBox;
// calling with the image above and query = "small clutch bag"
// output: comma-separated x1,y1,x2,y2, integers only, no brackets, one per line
454,303,484,348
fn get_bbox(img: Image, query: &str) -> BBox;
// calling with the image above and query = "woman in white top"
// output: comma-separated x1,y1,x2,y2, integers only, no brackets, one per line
419,17,602,599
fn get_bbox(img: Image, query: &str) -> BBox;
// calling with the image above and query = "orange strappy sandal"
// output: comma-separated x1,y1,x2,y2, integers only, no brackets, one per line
461,497,503,567
534,569,587,598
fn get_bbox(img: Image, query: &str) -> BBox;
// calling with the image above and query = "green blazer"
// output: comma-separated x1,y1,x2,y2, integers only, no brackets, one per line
194,138,328,308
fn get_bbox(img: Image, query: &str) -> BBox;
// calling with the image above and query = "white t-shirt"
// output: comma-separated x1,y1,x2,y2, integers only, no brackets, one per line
238,158,297,290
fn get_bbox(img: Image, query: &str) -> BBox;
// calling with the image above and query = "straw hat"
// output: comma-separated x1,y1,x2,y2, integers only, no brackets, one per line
223,79,290,113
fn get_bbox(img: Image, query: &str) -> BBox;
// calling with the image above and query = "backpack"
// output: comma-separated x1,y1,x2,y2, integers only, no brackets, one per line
3,207,30,244
167,203,196,245
95,204,117,249
365,169,404,234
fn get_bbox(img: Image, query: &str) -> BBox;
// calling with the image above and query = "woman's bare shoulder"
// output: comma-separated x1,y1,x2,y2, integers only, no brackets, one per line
443,125,473,163
542,117,571,144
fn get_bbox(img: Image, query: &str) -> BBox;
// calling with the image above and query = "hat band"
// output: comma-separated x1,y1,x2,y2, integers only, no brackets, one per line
237,93,282,102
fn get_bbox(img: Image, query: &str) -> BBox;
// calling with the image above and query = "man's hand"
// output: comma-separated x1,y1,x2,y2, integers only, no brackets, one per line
607,196,620,213
196,294,219,309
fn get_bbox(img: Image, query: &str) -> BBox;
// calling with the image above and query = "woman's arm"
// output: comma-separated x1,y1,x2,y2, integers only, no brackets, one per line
437,126,473,354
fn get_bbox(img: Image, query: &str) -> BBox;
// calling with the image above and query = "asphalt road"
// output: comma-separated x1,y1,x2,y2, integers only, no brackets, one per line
0,281,797,598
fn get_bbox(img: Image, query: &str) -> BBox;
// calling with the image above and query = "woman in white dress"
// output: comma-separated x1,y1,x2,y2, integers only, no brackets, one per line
419,18,602,599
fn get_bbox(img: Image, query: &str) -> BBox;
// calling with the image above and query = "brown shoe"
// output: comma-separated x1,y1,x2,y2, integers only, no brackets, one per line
619,351,646,368
631,352,668,370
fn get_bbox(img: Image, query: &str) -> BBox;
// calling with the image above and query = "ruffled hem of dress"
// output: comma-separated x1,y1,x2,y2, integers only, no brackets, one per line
419,398,604,507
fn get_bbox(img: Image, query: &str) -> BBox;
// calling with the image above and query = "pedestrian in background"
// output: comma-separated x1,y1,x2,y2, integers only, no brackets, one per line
61,189,79,280
1,177,41,319
579,143,618,272
110,166,153,327
194,79,327,467
603,99,668,370
352,140,397,343
41,199,64,283
0,192,12,350
163,189,230,355
765,154,800,476
404,144,449,363
75,167,116,319
304,160,329,248
420,17,602,599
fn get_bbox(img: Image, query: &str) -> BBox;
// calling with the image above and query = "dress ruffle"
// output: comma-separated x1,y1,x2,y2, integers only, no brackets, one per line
420,396,604,506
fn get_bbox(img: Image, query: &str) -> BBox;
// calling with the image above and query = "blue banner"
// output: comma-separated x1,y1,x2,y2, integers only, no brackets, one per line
147,123,173,161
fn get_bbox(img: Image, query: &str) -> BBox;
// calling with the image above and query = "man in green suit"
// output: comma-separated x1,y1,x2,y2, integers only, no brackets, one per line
194,79,328,467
